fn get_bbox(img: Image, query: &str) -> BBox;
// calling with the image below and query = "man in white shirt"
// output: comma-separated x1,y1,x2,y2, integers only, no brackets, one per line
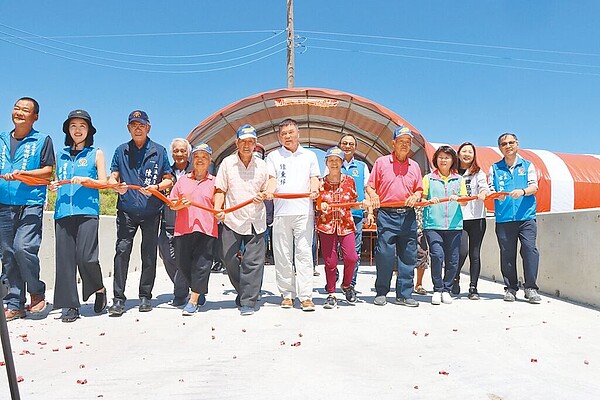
265,119,320,311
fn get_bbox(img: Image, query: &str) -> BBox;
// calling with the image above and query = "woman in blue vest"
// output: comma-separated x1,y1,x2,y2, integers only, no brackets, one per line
422,145,467,305
51,110,108,322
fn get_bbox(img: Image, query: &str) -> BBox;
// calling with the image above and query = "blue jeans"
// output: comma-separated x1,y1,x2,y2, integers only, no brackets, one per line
351,215,364,287
495,219,539,292
425,229,462,292
374,208,417,300
0,204,45,310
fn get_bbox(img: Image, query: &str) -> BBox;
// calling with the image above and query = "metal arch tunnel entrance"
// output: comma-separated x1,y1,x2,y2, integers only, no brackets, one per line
187,86,600,213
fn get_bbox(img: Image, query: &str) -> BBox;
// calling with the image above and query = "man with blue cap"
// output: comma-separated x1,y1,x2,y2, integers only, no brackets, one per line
107,110,173,316
214,124,269,316
366,125,423,307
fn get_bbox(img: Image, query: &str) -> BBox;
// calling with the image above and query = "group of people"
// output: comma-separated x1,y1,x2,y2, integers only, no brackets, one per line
0,96,542,323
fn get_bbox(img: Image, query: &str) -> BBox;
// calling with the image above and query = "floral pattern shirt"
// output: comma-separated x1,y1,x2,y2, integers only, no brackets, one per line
316,174,358,236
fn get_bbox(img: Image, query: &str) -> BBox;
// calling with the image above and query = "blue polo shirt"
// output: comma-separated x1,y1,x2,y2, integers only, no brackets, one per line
111,138,171,217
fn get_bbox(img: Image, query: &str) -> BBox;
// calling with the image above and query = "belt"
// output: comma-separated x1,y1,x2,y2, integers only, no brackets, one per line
380,207,412,214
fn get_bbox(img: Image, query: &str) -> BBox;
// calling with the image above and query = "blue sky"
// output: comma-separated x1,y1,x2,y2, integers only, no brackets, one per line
1,1,600,161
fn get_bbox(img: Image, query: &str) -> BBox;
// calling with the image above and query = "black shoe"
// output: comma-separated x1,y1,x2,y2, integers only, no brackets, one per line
139,297,152,312
211,261,225,273
61,308,79,323
468,286,480,300
94,290,107,314
342,286,357,303
171,296,187,307
108,299,125,317
451,279,460,295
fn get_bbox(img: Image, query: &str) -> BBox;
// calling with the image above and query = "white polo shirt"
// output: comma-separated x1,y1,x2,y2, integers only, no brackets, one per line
266,145,321,217
215,152,268,235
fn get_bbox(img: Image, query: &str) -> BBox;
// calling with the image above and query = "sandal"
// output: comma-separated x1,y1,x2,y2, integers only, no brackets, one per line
414,286,427,295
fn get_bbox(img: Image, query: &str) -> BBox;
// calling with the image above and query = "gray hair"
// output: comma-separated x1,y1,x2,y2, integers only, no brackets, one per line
170,138,192,154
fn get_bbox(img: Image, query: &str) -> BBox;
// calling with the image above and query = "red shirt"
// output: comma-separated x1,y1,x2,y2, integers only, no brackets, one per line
316,174,357,236
367,155,423,204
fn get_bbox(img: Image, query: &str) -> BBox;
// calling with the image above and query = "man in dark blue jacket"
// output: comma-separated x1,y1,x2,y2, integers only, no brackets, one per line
107,110,172,316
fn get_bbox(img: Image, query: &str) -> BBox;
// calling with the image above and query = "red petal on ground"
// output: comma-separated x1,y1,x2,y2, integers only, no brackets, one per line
242,329,246,333
99,332,106,336
414,386,419,389
211,327,215,331
52,349,59,352
280,341,286,345
291,342,301,347
424,333,429,337
17,376,24,382
298,333,303,337
0,362,5,366
77,379,88,385
452,329,458,332
412,331,418,336
37,341,47,345
65,345,73,349
584,360,589,365
211,336,215,340
79,364,85,369
531,358,538,363
438,371,449,375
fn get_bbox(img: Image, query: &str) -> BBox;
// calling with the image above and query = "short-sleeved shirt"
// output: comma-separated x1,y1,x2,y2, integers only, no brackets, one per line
367,154,423,204
316,174,357,236
266,145,321,217
215,152,269,235
169,173,218,238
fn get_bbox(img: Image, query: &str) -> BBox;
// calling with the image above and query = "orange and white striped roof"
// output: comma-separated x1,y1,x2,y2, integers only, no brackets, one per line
427,142,600,212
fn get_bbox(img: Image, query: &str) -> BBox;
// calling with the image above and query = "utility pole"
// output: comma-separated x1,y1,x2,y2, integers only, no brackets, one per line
286,0,295,88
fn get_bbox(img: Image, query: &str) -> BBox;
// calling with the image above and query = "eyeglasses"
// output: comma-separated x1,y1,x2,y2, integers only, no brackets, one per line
340,141,356,147
500,140,517,147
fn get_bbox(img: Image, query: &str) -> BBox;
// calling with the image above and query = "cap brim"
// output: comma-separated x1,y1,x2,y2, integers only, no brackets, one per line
129,118,150,125
237,134,257,140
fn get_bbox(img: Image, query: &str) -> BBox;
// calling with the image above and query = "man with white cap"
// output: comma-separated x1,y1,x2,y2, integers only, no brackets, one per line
214,124,269,316
366,126,423,307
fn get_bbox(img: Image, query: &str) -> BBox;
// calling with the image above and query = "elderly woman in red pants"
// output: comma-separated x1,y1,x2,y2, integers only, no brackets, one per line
317,147,370,308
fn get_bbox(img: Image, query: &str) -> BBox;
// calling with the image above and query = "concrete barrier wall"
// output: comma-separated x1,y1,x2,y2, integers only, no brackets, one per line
479,208,600,308
39,212,141,289
38,209,600,308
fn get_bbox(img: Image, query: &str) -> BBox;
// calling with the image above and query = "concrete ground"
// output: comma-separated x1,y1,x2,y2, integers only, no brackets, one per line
1,261,599,400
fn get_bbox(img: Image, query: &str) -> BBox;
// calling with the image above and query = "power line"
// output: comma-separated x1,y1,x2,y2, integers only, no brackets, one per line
307,45,600,77
0,29,282,39
298,30,600,57
0,37,286,73
305,36,600,70
0,23,286,58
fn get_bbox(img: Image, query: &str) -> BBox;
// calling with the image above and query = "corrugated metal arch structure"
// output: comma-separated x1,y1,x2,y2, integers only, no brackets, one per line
186,86,600,213
187,87,430,173
426,142,600,212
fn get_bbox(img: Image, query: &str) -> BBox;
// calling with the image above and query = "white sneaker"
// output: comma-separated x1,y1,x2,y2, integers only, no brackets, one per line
431,292,442,305
441,292,453,304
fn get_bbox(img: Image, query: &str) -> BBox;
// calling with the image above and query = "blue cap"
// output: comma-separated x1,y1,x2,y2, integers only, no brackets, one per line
237,124,257,140
128,110,150,125
325,146,344,160
191,142,212,156
393,125,413,139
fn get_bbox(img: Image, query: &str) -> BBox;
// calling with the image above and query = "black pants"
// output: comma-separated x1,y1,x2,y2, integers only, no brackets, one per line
457,218,486,287
158,224,190,300
174,232,215,295
113,211,160,301
54,216,104,309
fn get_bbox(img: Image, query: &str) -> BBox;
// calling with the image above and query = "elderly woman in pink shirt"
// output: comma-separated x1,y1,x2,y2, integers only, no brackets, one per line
169,143,218,315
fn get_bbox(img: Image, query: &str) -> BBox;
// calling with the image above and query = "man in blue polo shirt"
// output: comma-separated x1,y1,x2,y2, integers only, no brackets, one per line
488,132,541,304
0,97,55,321
107,110,172,316
338,133,373,289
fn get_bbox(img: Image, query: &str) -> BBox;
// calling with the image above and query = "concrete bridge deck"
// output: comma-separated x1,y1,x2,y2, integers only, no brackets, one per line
1,262,599,400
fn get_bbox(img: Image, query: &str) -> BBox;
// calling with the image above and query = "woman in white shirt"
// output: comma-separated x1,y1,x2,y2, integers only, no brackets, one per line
453,142,489,299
